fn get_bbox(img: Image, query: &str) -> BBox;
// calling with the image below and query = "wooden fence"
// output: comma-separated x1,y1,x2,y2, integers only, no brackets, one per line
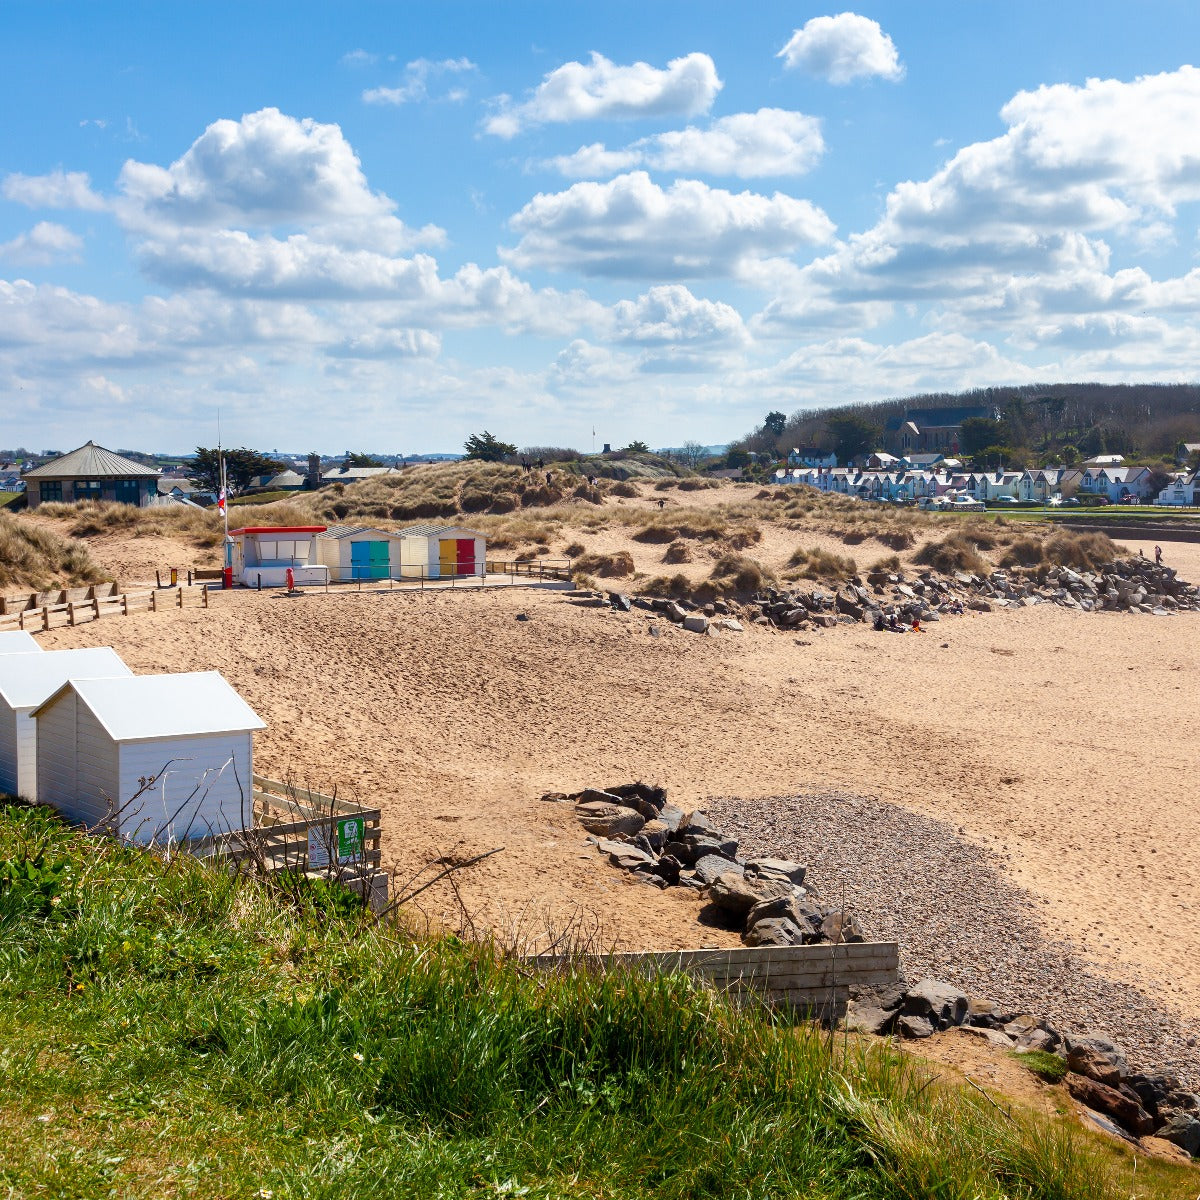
0,583,211,633
527,942,901,1019
189,774,387,912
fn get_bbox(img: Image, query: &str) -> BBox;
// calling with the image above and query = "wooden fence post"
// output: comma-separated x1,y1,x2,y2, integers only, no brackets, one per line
93,596,100,620
150,590,157,613
176,586,183,608
18,609,25,630
68,601,75,626
41,606,49,631
202,585,208,609
121,593,129,616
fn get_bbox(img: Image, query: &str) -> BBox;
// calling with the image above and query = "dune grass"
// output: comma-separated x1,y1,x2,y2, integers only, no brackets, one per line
0,512,108,591
0,798,1163,1200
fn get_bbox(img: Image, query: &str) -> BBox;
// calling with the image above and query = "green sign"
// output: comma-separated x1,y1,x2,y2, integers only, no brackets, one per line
337,817,364,861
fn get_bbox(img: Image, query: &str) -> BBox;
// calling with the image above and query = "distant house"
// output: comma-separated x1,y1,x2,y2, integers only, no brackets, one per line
786,447,837,468
22,442,159,509
1156,472,1199,506
865,452,901,470
884,405,997,455
1082,454,1126,468
321,466,397,485
262,470,306,491
1175,442,1200,465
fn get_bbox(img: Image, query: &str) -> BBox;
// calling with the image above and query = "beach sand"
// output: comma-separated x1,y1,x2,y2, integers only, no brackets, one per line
38,537,1200,1052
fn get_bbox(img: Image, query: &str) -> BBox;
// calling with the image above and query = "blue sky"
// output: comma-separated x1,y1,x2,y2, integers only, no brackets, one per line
5,2,1200,455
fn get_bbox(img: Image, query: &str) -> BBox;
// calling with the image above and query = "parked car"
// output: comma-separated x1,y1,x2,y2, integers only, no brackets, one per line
1062,496,1081,506
1119,494,1141,504
993,495,1020,505
948,497,986,512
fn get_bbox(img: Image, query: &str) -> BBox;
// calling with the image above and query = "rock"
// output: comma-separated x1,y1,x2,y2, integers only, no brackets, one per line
902,979,969,1029
650,855,682,886
639,819,671,852
1066,1073,1154,1137
812,614,838,628
667,833,739,863
663,601,688,624
693,854,743,887
656,804,685,833
574,787,626,807
1156,1111,1200,1156
744,891,824,937
845,1003,896,1036
575,801,646,838
956,1026,1017,1049
743,857,806,886
742,917,804,947
705,872,793,918
1066,1037,1129,1088
964,996,1002,1028
968,599,993,612
608,592,632,612
836,593,865,621
515,612,530,621
896,1014,935,1040
676,811,719,838
715,618,744,633
683,615,709,634
820,910,865,944
1014,1027,1061,1054
1126,1073,1180,1118
604,782,667,811
539,791,569,803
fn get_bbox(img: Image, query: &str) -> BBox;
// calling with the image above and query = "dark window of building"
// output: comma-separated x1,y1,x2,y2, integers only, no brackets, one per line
114,478,141,504
40,481,62,502
76,480,103,501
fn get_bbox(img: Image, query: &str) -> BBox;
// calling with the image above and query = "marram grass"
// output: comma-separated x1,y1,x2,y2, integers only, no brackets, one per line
0,799,1187,1198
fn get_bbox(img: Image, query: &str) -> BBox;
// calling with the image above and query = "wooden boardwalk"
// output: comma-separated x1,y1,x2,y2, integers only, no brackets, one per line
0,582,211,633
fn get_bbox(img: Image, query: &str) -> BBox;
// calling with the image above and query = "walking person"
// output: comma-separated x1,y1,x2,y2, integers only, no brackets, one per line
1155,544,1164,565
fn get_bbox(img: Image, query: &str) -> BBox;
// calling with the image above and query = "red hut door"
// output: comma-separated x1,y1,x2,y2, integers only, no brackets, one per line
456,538,476,575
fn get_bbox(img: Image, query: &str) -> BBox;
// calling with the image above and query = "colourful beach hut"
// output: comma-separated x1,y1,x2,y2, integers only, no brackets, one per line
395,525,486,580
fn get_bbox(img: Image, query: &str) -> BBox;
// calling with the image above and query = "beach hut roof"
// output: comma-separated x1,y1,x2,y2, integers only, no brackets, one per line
228,526,327,537
0,631,41,654
33,672,265,742
316,525,405,540
396,523,485,538
0,647,131,709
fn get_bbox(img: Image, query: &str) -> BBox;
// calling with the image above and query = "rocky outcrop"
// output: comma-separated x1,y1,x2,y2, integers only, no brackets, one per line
845,976,1200,1157
558,781,863,951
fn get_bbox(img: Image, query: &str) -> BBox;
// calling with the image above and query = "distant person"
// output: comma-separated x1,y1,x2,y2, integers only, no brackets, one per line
1155,544,1163,565
545,471,553,486
656,498,666,510
536,458,545,470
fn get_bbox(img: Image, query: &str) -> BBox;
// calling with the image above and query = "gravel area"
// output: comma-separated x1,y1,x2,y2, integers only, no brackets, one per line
706,789,1199,1087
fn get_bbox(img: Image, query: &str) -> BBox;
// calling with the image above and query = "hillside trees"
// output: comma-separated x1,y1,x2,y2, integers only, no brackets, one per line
187,447,282,495
463,431,517,462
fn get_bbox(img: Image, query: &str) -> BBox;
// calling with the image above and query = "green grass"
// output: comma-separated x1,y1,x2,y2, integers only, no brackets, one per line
0,799,1189,1198
1013,1050,1070,1084
229,489,296,506
0,491,23,509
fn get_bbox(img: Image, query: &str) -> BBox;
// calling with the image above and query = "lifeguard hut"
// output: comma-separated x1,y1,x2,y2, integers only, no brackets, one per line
228,526,330,588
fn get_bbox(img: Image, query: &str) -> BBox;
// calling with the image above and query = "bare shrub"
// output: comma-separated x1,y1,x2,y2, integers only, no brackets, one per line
573,550,634,577
663,540,692,564
708,554,774,596
877,529,915,550
0,512,108,590
608,481,638,498
572,483,602,504
913,533,988,575
725,526,762,550
1043,530,1120,571
638,572,691,597
653,480,677,491
869,553,902,572
488,493,519,514
999,537,1045,568
563,541,586,558
677,478,718,491
787,546,858,583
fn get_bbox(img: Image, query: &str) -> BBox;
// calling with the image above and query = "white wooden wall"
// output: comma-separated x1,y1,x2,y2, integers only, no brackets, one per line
14,710,39,800
0,706,18,795
36,693,120,829
117,735,254,845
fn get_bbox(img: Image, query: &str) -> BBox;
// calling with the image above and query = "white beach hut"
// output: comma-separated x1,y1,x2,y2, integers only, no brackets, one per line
0,631,42,654
0,647,132,800
395,524,487,580
315,526,407,582
32,671,266,845
228,525,331,588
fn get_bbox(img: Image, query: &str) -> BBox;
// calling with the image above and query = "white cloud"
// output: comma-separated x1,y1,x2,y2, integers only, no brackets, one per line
608,285,748,346
363,57,477,105
341,49,378,67
484,51,721,138
503,171,835,279
2,169,107,211
546,108,824,179
778,13,904,85
0,222,84,266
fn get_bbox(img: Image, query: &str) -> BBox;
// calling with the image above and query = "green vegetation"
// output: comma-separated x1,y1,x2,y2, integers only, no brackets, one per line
0,491,24,510
1014,1051,1070,1084
463,430,518,462
229,488,294,506
186,447,283,496
0,798,1177,1197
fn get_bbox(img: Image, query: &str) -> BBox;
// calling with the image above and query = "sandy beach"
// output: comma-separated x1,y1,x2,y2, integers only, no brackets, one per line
36,533,1200,1070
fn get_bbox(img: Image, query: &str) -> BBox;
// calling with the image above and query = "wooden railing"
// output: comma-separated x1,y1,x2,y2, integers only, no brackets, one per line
0,584,211,633
188,774,387,911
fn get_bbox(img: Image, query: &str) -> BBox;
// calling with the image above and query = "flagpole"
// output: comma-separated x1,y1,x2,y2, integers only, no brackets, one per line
218,411,232,588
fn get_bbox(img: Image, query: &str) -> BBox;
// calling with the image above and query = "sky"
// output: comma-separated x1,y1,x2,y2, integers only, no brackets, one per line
5,2,1200,456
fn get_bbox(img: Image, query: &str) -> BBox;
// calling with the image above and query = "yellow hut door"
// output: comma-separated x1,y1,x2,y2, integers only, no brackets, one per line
438,539,457,578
